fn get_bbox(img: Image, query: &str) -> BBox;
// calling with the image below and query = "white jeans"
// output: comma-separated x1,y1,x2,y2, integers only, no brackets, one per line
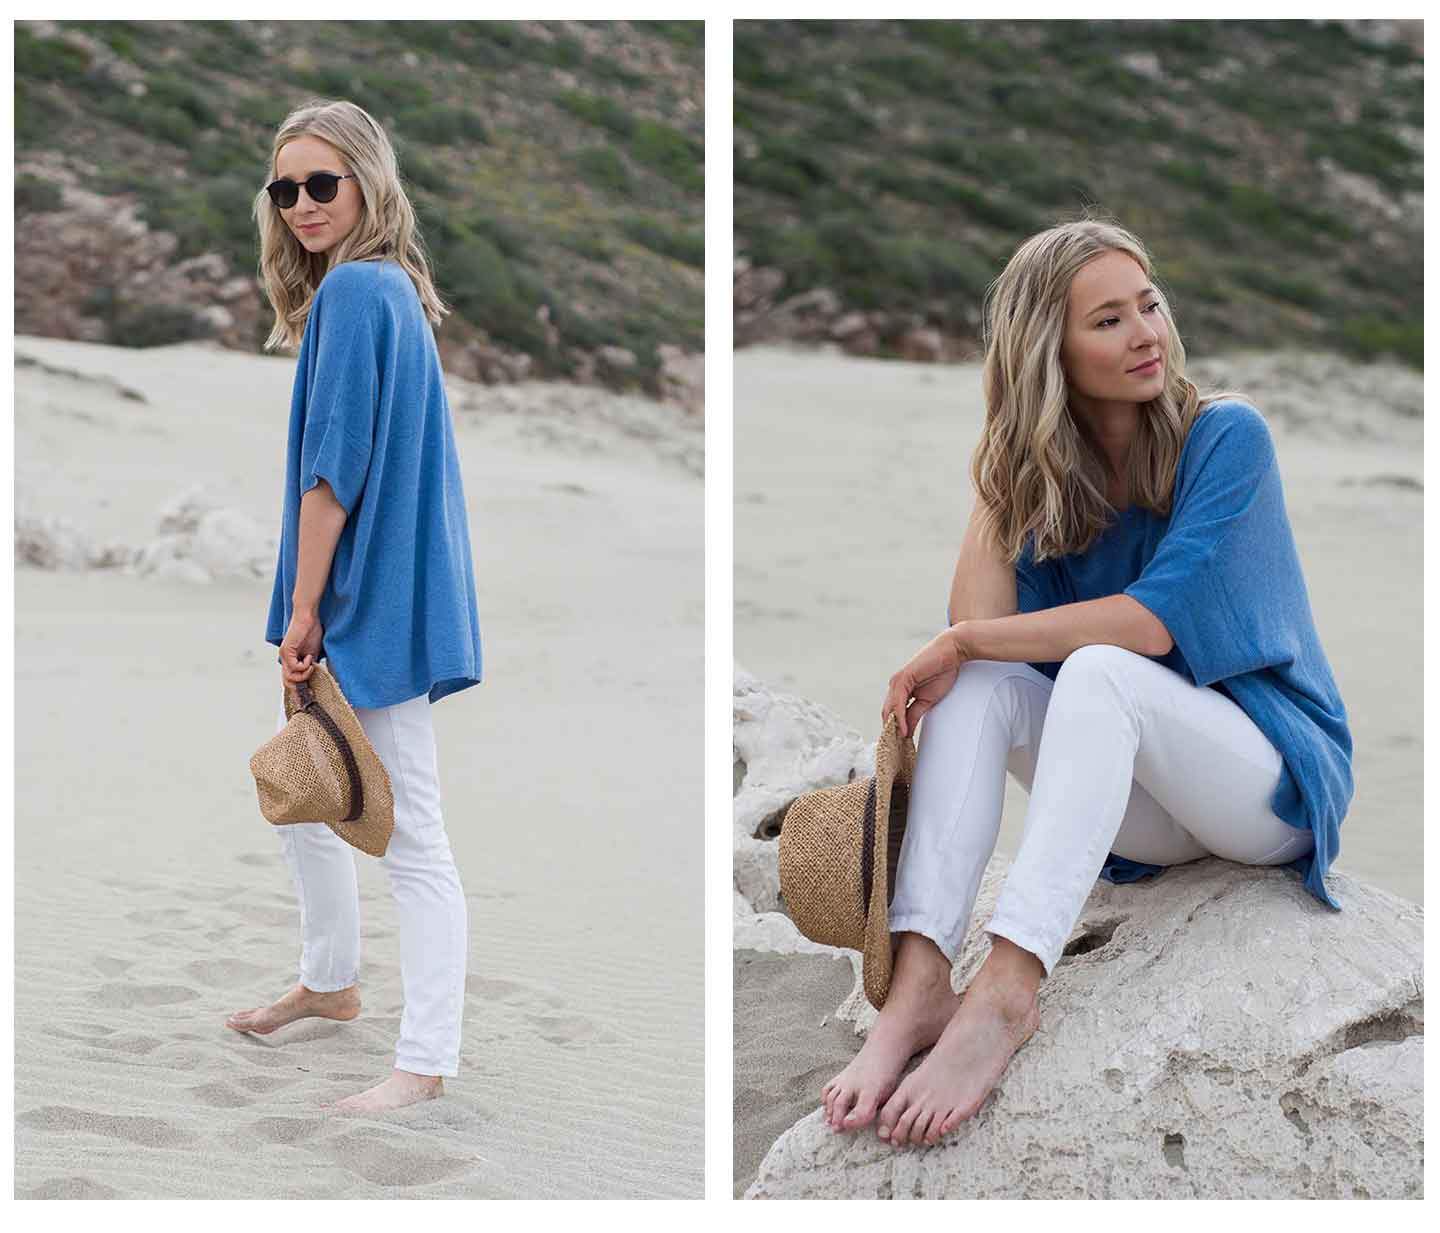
888,646,1315,977
272,691,468,1077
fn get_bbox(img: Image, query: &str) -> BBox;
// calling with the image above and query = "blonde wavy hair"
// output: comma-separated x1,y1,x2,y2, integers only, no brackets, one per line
254,98,449,351
971,214,1245,564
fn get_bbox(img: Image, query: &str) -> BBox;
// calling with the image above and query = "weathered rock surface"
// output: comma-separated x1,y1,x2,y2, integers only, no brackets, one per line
16,485,277,584
733,666,871,914
133,488,277,583
735,670,1424,1200
748,857,1423,1200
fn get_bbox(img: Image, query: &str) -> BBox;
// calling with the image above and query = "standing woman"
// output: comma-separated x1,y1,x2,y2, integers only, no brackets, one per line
225,99,483,1115
821,217,1352,1146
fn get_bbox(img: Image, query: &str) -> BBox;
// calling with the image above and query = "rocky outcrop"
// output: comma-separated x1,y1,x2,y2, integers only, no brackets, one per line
16,485,277,584
736,671,1424,1200
733,666,871,915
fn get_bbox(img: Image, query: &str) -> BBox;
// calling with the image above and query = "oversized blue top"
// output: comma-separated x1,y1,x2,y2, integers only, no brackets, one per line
1013,399,1352,908
266,258,483,710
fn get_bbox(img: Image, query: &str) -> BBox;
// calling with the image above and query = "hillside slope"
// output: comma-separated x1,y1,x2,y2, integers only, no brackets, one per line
734,19,1421,367
15,19,703,399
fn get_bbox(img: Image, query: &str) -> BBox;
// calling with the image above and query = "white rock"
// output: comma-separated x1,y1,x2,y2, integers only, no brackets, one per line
733,666,873,913
132,487,277,583
747,856,1423,1200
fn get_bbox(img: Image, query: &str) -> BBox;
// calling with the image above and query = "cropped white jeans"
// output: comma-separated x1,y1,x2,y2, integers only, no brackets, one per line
272,691,468,1077
888,645,1315,977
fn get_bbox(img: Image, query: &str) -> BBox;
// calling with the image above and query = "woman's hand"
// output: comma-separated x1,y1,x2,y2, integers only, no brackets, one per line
280,609,324,686
882,626,970,739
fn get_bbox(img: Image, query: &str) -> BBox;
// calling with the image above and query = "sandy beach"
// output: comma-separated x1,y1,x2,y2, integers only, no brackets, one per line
733,343,1423,1194
14,336,703,1198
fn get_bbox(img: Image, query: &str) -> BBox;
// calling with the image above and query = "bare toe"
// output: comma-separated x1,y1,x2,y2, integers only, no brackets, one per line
841,1089,882,1131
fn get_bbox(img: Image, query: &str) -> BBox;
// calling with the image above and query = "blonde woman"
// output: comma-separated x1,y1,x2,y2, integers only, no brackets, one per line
821,217,1352,1147
225,99,482,1115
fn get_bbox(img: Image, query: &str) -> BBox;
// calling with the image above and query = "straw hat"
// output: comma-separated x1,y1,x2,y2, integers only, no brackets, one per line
778,713,916,1009
249,662,395,857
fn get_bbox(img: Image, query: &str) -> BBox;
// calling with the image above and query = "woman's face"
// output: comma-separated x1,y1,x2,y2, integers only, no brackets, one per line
1059,249,1168,409
272,135,363,255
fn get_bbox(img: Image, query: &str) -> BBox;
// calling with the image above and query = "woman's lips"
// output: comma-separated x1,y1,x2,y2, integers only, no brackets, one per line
1129,357,1161,374
298,222,325,232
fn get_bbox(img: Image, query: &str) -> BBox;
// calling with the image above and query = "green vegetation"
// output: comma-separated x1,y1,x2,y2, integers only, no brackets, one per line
13,18,702,391
734,18,1420,367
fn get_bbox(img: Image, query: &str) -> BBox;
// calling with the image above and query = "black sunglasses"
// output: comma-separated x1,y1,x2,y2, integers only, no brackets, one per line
266,172,357,210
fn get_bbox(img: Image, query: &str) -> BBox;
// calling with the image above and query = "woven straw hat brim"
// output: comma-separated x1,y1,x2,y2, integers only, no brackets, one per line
862,713,915,1009
778,779,870,951
257,663,395,857
777,713,916,1010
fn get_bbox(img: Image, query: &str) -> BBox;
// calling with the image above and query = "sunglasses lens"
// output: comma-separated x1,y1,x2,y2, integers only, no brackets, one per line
308,174,340,203
268,180,299,209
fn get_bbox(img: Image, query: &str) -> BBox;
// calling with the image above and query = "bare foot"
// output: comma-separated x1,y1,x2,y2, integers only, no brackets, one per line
821,933,961,1133
325,1069,444,1114
876,944,1041,1148
225,982,360,1035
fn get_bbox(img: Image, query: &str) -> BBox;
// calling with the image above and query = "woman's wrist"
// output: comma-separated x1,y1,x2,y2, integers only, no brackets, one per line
949,620,976,664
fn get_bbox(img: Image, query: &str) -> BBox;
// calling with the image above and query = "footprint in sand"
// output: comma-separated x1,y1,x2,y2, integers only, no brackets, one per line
320,1130,474,1187
526,1011,602,1047
466,974,563,1009
88,982,200,1009
233,1071,297,1093
188,1081,255,1109
184,957,270,986
251,1116,328,1145
19,1177,126,1200
126,906,193,927
67,1031,164,1056
93,955,134,977
18,1105,196,1149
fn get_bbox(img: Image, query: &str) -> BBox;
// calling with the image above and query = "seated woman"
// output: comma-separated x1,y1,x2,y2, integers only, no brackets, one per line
821,216,1353,1148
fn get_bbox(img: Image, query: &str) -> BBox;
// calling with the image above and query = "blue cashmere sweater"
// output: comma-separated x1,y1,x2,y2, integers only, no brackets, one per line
1013,399,1353,908
266,258,483,710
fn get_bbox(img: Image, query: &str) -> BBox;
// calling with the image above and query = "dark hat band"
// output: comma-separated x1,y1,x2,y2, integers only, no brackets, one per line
294,678,365,823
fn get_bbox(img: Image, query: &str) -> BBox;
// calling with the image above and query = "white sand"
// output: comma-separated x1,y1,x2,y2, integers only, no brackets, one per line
735,345,1422,906
14,336,702,1198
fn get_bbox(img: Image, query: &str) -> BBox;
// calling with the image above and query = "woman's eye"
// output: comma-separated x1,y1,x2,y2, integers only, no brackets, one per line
1099,301,1162,328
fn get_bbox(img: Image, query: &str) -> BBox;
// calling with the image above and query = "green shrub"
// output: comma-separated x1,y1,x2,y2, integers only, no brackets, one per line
572,146,632,196
556,90,635,137
619,214,703,267
14,27,92,80
1335,316,1422,367
15,175,64,214
631,120,702,192
1228,263,1329,311
88,289,216,347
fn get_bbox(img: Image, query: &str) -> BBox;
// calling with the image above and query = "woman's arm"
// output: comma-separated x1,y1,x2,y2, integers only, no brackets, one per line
956,594,1173,663
947,500,1018,625
292,479,348,617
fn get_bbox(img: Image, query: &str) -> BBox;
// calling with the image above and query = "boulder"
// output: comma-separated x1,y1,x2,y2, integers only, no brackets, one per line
747,855,1423,1199
133,486,277,583
733,667,871,914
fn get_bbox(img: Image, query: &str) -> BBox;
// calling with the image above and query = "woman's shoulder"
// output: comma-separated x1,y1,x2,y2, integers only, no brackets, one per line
1182,396,1277,481
316,258,411,309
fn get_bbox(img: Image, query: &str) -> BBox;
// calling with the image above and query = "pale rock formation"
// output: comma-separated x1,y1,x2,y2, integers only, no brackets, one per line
733,666,872,914
747,856,1423,1200
132,487,277,584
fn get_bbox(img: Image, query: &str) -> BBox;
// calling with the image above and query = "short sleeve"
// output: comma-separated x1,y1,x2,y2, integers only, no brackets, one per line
1124,403,1302,687
300,272,382,516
